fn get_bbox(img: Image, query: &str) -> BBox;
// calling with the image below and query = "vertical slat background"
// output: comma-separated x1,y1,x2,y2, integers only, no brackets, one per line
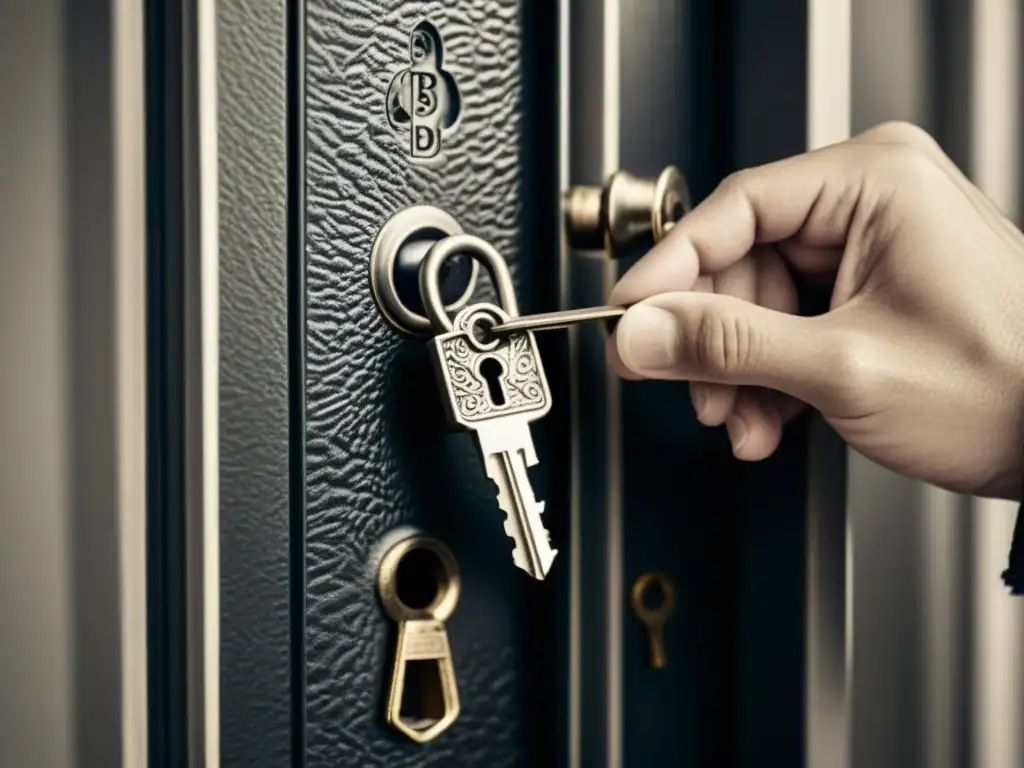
848,1,1024,767
805,2,852,767
967,3,1023,767
0,1,147,766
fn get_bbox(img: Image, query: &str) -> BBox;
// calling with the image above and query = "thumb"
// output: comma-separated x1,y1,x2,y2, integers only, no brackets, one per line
614,292,843,408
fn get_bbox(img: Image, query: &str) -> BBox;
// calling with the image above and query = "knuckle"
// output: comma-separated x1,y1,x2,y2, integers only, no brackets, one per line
874,142,942,190
857,121,951,186
718,169,752,198
862,120,939,153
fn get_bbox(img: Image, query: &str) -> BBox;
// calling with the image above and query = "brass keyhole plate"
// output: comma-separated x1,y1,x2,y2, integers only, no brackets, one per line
378,535,462,743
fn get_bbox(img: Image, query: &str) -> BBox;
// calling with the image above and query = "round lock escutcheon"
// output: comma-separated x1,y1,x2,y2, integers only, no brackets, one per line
378,535,461,623
370,205,480,336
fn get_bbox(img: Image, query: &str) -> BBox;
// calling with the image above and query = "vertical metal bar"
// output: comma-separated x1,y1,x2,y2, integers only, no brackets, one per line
565,1,623,764
806,0,851,148
805,2,852,767
921,486,970,768
968,4,1023,767
601,4,623,767
0,1,148,763
922,4,973,765
556,2,581,766
114,0,149,763
183,0,220,763
805,419,852,768
196,0,221,762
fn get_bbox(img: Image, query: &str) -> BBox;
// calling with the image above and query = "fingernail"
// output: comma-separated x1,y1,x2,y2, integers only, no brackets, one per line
693,387,709,420
617,305,679,372
726,416,748,453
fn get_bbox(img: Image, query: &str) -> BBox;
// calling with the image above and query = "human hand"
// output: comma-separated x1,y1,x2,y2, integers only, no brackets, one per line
607,121,1024,500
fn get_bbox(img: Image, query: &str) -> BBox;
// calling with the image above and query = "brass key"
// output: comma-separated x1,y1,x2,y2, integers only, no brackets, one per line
378,536,462,743
630,571,676,669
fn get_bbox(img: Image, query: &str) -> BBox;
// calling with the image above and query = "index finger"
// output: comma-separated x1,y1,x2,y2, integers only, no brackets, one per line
609,144,869,306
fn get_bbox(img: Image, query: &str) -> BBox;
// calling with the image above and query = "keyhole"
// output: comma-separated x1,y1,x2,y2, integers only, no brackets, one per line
479,358,506,406
641,580,668,612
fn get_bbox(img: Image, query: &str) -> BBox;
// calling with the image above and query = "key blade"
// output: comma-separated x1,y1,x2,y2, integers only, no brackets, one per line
483,447,557,580
491,305,627,335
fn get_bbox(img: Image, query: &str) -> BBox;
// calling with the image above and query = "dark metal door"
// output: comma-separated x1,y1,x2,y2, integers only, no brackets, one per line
214,2,820,767
298,2,564,767
219,1,564,766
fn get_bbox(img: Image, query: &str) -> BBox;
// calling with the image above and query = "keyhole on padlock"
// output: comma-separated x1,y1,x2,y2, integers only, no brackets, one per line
479,357,506,407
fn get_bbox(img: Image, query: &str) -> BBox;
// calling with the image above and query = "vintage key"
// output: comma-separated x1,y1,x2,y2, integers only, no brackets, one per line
630,571,676,669
420,235,557,580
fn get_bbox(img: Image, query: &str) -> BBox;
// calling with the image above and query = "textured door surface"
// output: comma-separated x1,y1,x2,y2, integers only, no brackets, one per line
217,1,563,764
300,2,563,766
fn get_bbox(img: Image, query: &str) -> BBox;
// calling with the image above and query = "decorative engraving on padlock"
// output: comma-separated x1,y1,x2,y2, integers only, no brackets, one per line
430,303,551,430
378,536,462,743
630,571,677,670
563,166,692,256
419,234,550,429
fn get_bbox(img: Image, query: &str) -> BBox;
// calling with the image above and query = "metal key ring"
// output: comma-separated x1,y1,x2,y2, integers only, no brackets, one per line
420,234,519,333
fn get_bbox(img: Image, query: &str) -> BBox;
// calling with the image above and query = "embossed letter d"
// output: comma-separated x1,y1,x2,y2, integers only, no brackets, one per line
385,21,461,164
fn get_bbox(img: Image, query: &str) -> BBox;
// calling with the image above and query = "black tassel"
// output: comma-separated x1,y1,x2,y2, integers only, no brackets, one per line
1002,504,1024,595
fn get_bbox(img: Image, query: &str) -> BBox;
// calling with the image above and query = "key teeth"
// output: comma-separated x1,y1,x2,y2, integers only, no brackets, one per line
483,449,557,579
512,546,526,569
502,511,547,544
512,546,558,580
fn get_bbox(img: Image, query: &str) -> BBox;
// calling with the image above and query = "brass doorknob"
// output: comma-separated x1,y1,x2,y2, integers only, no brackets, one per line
563,166,692,257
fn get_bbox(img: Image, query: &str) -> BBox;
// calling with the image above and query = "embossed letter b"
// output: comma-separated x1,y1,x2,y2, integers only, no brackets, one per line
386,21,461,162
